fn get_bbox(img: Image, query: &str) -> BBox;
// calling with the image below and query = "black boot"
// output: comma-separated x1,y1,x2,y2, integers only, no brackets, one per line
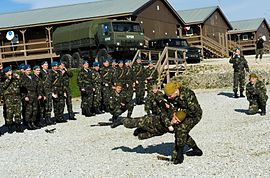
240,91,245,97
32,122,41,129
95,108,103,115
127,112,132,118
173,147,184,165
85,108,95,117
15,124,24,133
186,146,203,156
111,117,122,128
69,112,77,120
38,118,47,127
27,122,34,130
261,106,266,116
234,92,239,98
7,124,14,134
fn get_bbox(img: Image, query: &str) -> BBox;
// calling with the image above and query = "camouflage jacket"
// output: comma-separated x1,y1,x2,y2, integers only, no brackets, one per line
77,68,93,91
40,69,52,91
61,69,73,90
21,74,40,98
125,66,136,85
229,55,249,72
113,67,126,85
91,69,102,88
50,70,64,94
246,80,268,103
145,90,165,115
109,91,129,111
145,66,158,83
2,76,21,96
100,66,113,85
132,63,145,81
32,74,45,97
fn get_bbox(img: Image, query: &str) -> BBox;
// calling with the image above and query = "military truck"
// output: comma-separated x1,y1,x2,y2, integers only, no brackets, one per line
148,38,202,63
52,19,144,67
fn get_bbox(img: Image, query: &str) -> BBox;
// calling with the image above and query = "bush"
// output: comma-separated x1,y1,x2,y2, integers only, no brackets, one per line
70,68,81,98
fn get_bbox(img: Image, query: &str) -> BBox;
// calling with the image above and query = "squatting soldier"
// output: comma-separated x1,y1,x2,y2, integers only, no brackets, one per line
144,85,165,115
246,73,268,115
92,61,103,114
2,67,24,133
40,61,53,125
113,60,125,87
229,48,249,98
21,65,40,130
164,81,203,165
77,60,95,117
50,62,66,123
109,83,134,128
124,59,135,102
32,65,46,127
145,60,158,92
133,56,146,105
59,62,76,120
100,58,113,112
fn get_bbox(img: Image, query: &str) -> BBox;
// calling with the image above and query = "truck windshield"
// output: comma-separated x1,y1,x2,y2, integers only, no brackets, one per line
112,22,142,32
164,39,188,47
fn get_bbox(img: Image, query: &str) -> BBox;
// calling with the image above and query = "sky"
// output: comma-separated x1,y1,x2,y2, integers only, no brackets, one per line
0,0,269,22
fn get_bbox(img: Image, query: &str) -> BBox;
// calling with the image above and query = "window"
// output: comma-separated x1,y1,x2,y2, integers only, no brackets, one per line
112,22,142,32
242,34,248,41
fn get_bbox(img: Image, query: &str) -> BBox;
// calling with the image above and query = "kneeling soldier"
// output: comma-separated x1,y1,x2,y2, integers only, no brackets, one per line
246,73,268,115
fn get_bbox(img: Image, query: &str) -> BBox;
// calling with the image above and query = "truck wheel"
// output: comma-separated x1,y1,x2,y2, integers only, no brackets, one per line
72,52,83,68
60,54,72,68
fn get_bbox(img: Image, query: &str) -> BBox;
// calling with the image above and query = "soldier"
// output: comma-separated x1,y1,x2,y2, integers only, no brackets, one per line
109,83,134,128
2,66,24,133
229,48,249,98
124,59,135,102
164,81,203,165
133,56,146,105
100,58,113,112
246,73,268,115
145,60,158,93
21,64,40,130
59,62,76,120
92,61,103,114
77,60,95,117
32,65,46,127
113,60,125,87
40,61,53,125
255,36,265,62
18,63,25,78
50,62,66,123
144,84,165,115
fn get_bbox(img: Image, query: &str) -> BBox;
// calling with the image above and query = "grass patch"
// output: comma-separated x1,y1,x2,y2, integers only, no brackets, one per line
70,68,81,98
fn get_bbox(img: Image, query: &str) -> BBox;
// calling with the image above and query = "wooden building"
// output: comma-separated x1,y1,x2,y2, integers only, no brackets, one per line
0,0,184,65
228,18,270,54
177,6,233,58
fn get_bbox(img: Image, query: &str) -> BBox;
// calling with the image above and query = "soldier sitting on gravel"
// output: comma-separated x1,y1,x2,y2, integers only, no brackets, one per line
109,83,134,128
246,73,268,115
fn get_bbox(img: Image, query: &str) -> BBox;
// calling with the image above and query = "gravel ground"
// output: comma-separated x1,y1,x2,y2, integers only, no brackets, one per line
0,89,270,178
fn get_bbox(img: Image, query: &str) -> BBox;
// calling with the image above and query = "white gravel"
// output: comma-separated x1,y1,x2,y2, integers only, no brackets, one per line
0,89,269,178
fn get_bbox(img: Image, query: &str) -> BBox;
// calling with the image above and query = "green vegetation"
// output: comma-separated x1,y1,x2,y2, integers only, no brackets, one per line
70,68,81,98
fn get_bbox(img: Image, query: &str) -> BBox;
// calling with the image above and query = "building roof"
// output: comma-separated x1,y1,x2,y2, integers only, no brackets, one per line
177,6,232,29
228,18,269,34
0,0,151,30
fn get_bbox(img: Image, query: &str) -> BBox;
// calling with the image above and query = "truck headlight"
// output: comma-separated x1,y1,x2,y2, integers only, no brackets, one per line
116,42,120,46
139,43,143,46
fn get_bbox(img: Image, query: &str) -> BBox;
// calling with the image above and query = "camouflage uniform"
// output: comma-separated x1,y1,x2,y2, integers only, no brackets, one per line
145,66,158,92
113,66,126,88
144,90,165,115
246,80,268,115
40,69,53,122
62,69,74,117
92,68,103,114
255,38,264,60
100,66,113,112
77,68,94,116
124,66,135,102
133,62,146,104
50,69,66,122
168,87,202,161
229,54,249,96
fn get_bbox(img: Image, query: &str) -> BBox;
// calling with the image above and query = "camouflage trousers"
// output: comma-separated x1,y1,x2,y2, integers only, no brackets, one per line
53,94,65,120
4,95,22,125
247,96,268,115
233,71,246,93
255,48,264,59
102,83,112,109
64,88,73,113
37,99,45,120
125,82,134,102
172,115,201,160
135,80,145,104
24,95,38,122
110,100,134,118
81,90,93,110
93,84,102,108
44,92,52,118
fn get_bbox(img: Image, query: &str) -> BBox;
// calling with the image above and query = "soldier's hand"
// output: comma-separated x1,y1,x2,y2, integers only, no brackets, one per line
64,93,67,97
52,93,58,98
38,95,42,100
121,103,125,106
147,76,152,80
43,96,47,100
136,80,139,84
168,126,174,132
81,88,86,92
25,97,30,101
93,88,95,91
165,103,170,109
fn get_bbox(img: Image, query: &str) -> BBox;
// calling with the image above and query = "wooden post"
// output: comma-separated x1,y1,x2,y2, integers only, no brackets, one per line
175,50,179,76
166,50,169,82
46,27,53,63
20,29,27,64
225,32,229,56
199,24,204,58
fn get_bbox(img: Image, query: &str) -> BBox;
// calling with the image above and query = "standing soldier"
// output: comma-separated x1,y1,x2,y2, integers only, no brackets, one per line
59,62,76,120
77,61,95,117
21,65,40,130
100,58,113,112
255,36,265,62
124,59,135,102
92,61,103,114
164,81,203,165
2,67,24,133
18,63,25,78
145,60,158,93
229,48,249,98
109,83,134,128
246,73,268,115
133,56,146,105
113,60,125,87
40,61,53,125
144,85,165,116
32,65,46,127
50,62,66,123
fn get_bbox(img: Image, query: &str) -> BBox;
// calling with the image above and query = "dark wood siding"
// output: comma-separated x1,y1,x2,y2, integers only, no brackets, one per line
256,21,270,46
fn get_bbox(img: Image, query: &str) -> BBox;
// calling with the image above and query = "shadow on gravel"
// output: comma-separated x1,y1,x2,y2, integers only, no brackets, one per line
234,109,249,114
217,92,234,98
112,143,174,156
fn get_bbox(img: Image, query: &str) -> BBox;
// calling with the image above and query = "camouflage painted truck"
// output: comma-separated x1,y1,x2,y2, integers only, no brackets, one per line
52,19,144,67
